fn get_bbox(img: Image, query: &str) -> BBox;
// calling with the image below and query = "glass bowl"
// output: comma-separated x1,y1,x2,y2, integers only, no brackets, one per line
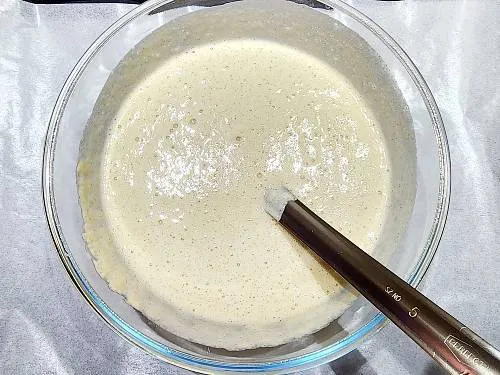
42,0,450,373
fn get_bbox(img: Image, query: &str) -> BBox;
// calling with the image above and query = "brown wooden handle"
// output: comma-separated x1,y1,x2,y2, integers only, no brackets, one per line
280,199,500,375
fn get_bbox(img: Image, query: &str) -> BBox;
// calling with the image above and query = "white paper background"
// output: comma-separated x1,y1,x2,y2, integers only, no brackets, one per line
0,1,499,374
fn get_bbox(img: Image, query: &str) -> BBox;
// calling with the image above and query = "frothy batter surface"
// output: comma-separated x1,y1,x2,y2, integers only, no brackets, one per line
78,1,415,350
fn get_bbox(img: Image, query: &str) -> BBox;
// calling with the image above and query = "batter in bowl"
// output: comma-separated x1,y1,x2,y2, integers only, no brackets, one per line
78,1,415,350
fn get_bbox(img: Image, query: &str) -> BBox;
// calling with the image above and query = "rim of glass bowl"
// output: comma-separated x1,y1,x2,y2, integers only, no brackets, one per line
42,0,451,373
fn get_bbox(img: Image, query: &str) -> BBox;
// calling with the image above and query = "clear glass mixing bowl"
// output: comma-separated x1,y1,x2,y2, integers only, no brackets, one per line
42,0,450,373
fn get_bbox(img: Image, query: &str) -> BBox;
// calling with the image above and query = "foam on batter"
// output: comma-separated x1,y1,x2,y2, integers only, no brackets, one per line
77,0,416,350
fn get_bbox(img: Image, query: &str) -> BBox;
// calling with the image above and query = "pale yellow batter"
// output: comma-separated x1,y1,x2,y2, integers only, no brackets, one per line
78,0,415,350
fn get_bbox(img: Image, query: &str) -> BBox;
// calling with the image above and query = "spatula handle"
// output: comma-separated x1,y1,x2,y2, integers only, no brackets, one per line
280,199,500,375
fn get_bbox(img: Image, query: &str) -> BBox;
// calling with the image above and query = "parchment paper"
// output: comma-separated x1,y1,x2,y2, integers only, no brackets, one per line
0,1,498,373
